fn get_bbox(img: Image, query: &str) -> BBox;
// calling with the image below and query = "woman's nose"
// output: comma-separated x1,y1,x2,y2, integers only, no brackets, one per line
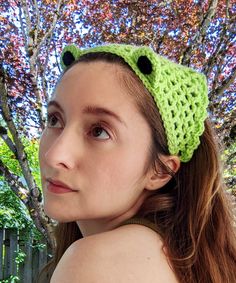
43,128,83,170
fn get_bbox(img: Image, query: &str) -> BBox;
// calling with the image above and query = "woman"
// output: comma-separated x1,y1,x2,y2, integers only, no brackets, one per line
38,44,236,282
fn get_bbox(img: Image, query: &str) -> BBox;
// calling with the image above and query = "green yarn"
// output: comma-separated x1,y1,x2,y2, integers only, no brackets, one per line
60,44,209,162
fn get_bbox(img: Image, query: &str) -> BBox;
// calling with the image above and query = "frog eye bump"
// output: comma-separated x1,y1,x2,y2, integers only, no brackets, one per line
137,55,152,75
62,50,75,67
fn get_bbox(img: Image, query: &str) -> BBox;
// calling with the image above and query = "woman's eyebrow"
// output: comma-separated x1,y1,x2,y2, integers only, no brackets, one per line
47,101,127,127
83,105,127,128
47,100,64,112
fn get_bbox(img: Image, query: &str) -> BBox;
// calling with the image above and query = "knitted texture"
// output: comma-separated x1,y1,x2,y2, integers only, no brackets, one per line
60,44,209,162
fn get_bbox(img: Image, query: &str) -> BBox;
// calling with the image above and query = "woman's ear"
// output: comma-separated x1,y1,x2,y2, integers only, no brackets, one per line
145,155,180,191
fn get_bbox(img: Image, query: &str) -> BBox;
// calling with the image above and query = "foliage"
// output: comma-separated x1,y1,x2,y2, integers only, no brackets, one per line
0,0,235,247
0,184,29,229
0,275,20,283
0,182,44,244
15,249,26,265
0,126,42,238
0,135,42,238
0,135,40,186
0,134,40,229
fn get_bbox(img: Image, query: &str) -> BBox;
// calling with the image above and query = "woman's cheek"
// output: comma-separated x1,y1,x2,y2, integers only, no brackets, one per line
39,130,53,170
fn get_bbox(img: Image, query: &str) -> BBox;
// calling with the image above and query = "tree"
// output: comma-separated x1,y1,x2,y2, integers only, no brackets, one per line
0,0,235,246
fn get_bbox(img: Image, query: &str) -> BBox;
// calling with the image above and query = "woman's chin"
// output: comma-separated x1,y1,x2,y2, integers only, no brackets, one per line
43,206,75,222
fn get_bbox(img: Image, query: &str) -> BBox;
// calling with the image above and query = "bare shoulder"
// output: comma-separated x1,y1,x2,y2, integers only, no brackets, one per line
50,224,179,283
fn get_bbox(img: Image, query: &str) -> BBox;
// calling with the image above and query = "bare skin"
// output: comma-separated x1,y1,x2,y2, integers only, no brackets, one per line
51,224,178,283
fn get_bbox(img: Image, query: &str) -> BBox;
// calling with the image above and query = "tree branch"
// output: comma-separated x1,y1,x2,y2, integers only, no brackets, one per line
33,0,63,61
155,29,169,54
0,159,29,205
27,0,64,131
213,66,236,97
203,22,228,75
204,13,234,76
181,0,218,66
20,0,32,41
0,67,55,247
53,38,62,73
0,126,17,156
205,37,231,77
220,54,234,74
0,72,40,199
209,45,229,98
33,0,41,45
226,0,230,18
18,4,28,52
41,33,54,102
0,158,55,249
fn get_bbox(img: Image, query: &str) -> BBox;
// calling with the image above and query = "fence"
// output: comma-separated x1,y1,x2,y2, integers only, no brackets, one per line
0,228,50,283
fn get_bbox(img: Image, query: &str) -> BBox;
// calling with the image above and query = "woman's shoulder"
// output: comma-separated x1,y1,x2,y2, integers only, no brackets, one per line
51,224,178,283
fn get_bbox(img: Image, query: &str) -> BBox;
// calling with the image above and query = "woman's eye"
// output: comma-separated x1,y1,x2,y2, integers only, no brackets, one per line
90,125,110,140
46,114,62,128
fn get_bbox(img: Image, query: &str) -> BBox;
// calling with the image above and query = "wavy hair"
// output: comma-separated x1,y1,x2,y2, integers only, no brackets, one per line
37,52,236,283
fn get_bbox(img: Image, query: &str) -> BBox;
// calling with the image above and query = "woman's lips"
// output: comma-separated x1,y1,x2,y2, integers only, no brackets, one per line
47,180,77,194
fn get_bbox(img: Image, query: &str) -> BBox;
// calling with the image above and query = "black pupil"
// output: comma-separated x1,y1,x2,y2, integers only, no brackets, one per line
50,116,57,126
93,127,102,137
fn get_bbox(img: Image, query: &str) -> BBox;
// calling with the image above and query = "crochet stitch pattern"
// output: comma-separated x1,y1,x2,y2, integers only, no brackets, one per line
60,44,209,162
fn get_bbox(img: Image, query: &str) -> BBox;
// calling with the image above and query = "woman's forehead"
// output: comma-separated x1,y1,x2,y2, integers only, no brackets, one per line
62,60,124,81
55,62,132,103
52,61,147,123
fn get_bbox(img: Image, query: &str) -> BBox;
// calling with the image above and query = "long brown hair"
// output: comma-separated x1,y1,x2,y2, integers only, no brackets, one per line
37,52,236,283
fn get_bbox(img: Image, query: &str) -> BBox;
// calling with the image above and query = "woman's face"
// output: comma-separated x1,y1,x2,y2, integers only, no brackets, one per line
39,61,153,223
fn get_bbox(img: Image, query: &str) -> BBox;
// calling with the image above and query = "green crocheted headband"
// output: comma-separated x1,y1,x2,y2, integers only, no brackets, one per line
60,44,208,162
